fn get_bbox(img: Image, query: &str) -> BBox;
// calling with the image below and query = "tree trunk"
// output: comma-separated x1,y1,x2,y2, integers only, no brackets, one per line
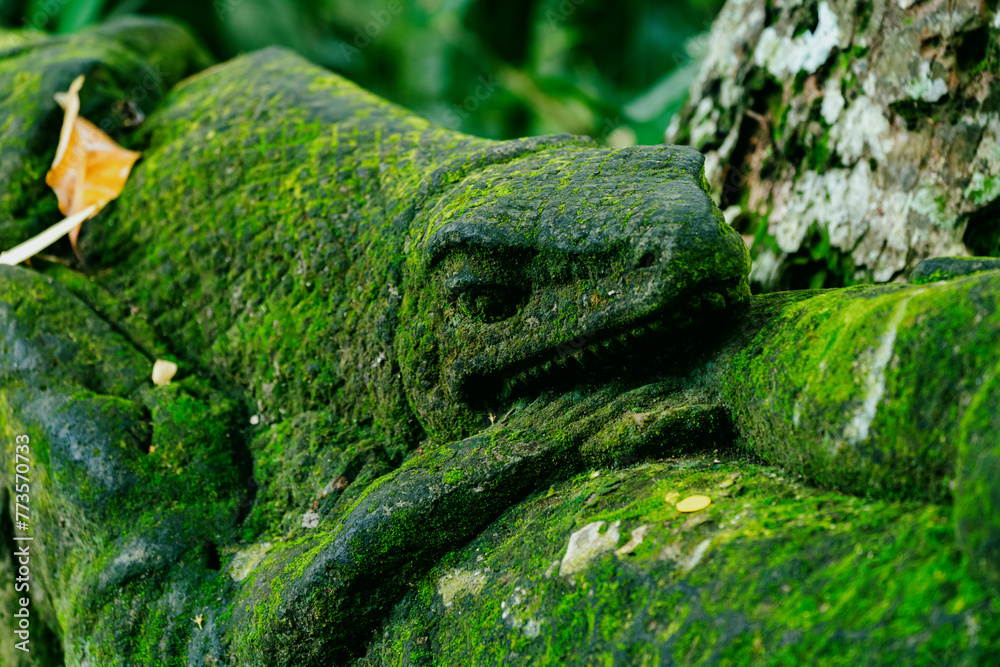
670,0,1000,290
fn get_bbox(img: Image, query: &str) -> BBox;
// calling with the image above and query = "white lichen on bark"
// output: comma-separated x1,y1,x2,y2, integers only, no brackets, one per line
670,0,999,288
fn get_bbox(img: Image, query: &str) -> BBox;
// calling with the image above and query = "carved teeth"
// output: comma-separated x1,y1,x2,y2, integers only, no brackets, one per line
490,289,728,402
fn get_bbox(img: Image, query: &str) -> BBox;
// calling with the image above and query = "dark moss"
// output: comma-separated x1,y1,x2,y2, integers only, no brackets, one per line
911,257,1000,284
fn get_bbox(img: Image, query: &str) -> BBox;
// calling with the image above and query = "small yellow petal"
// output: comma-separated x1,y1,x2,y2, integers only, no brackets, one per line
152,359,178,386
676,495,711,513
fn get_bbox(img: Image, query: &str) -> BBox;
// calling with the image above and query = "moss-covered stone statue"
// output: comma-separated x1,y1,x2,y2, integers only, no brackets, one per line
1,18,999,667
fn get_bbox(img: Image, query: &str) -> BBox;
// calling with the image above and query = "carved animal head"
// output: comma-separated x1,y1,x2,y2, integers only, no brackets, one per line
397,143,750,441
66,45,750,449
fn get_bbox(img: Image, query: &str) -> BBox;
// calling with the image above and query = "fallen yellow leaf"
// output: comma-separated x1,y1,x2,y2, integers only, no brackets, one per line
45,74,140,260
676,495,711,513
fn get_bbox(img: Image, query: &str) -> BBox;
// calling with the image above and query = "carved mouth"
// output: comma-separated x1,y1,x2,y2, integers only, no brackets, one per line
462,284,740,411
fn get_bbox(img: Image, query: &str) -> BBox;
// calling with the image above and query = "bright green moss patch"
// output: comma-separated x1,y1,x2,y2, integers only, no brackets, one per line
442,468,465,485
361,458,1000,666
716,272,1000,501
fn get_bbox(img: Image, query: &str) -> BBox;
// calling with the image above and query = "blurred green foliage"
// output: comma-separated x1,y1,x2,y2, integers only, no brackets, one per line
1,0,723,143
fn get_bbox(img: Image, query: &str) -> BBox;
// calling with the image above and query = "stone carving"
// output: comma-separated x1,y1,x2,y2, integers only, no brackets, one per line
1,19,998,666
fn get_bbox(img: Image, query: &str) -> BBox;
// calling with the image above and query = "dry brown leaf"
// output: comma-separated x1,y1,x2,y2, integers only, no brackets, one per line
45,74,141,260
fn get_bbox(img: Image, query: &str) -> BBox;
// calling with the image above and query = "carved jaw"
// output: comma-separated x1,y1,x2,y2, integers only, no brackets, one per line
397,142,751,442
461,282,744,407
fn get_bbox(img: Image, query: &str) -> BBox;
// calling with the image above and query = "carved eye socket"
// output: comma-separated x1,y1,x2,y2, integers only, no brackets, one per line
455,285,526,323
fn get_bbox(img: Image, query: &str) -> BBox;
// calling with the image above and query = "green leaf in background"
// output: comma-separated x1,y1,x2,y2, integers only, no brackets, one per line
56,0,107,32
5,0,726,143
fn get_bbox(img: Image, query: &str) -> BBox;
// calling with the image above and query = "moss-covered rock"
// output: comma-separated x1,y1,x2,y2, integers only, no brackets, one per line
955,358,1000,587
0,262,259,665
912,256,1000,284
359,457,1000,666
0,16,212,250
715,271,1000,503
84,44,749,449
0,19,753,665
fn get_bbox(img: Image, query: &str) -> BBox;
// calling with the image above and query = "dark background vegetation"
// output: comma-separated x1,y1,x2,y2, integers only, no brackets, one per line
0,0,725,143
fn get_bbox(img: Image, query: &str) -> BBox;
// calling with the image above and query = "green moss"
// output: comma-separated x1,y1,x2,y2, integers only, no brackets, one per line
716,272,1000,501
0,17,211,251
359,458,1000,665
855,3,874,32
911,257,1000,285
69,41,750,454
806,128,832,172
7,17,1000,667
0,263,249,661
442,468,464,485
954,359,1000,585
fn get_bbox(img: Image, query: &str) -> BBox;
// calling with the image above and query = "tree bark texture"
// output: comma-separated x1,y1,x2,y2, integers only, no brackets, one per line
670,0,1000,289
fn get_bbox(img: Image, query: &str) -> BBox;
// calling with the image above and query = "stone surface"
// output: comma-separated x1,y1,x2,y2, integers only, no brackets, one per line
358,459,1000,666
558,520,621,575
912,256,1000,284
0,20,750,666
715,271,1000,501
0,263,253,666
